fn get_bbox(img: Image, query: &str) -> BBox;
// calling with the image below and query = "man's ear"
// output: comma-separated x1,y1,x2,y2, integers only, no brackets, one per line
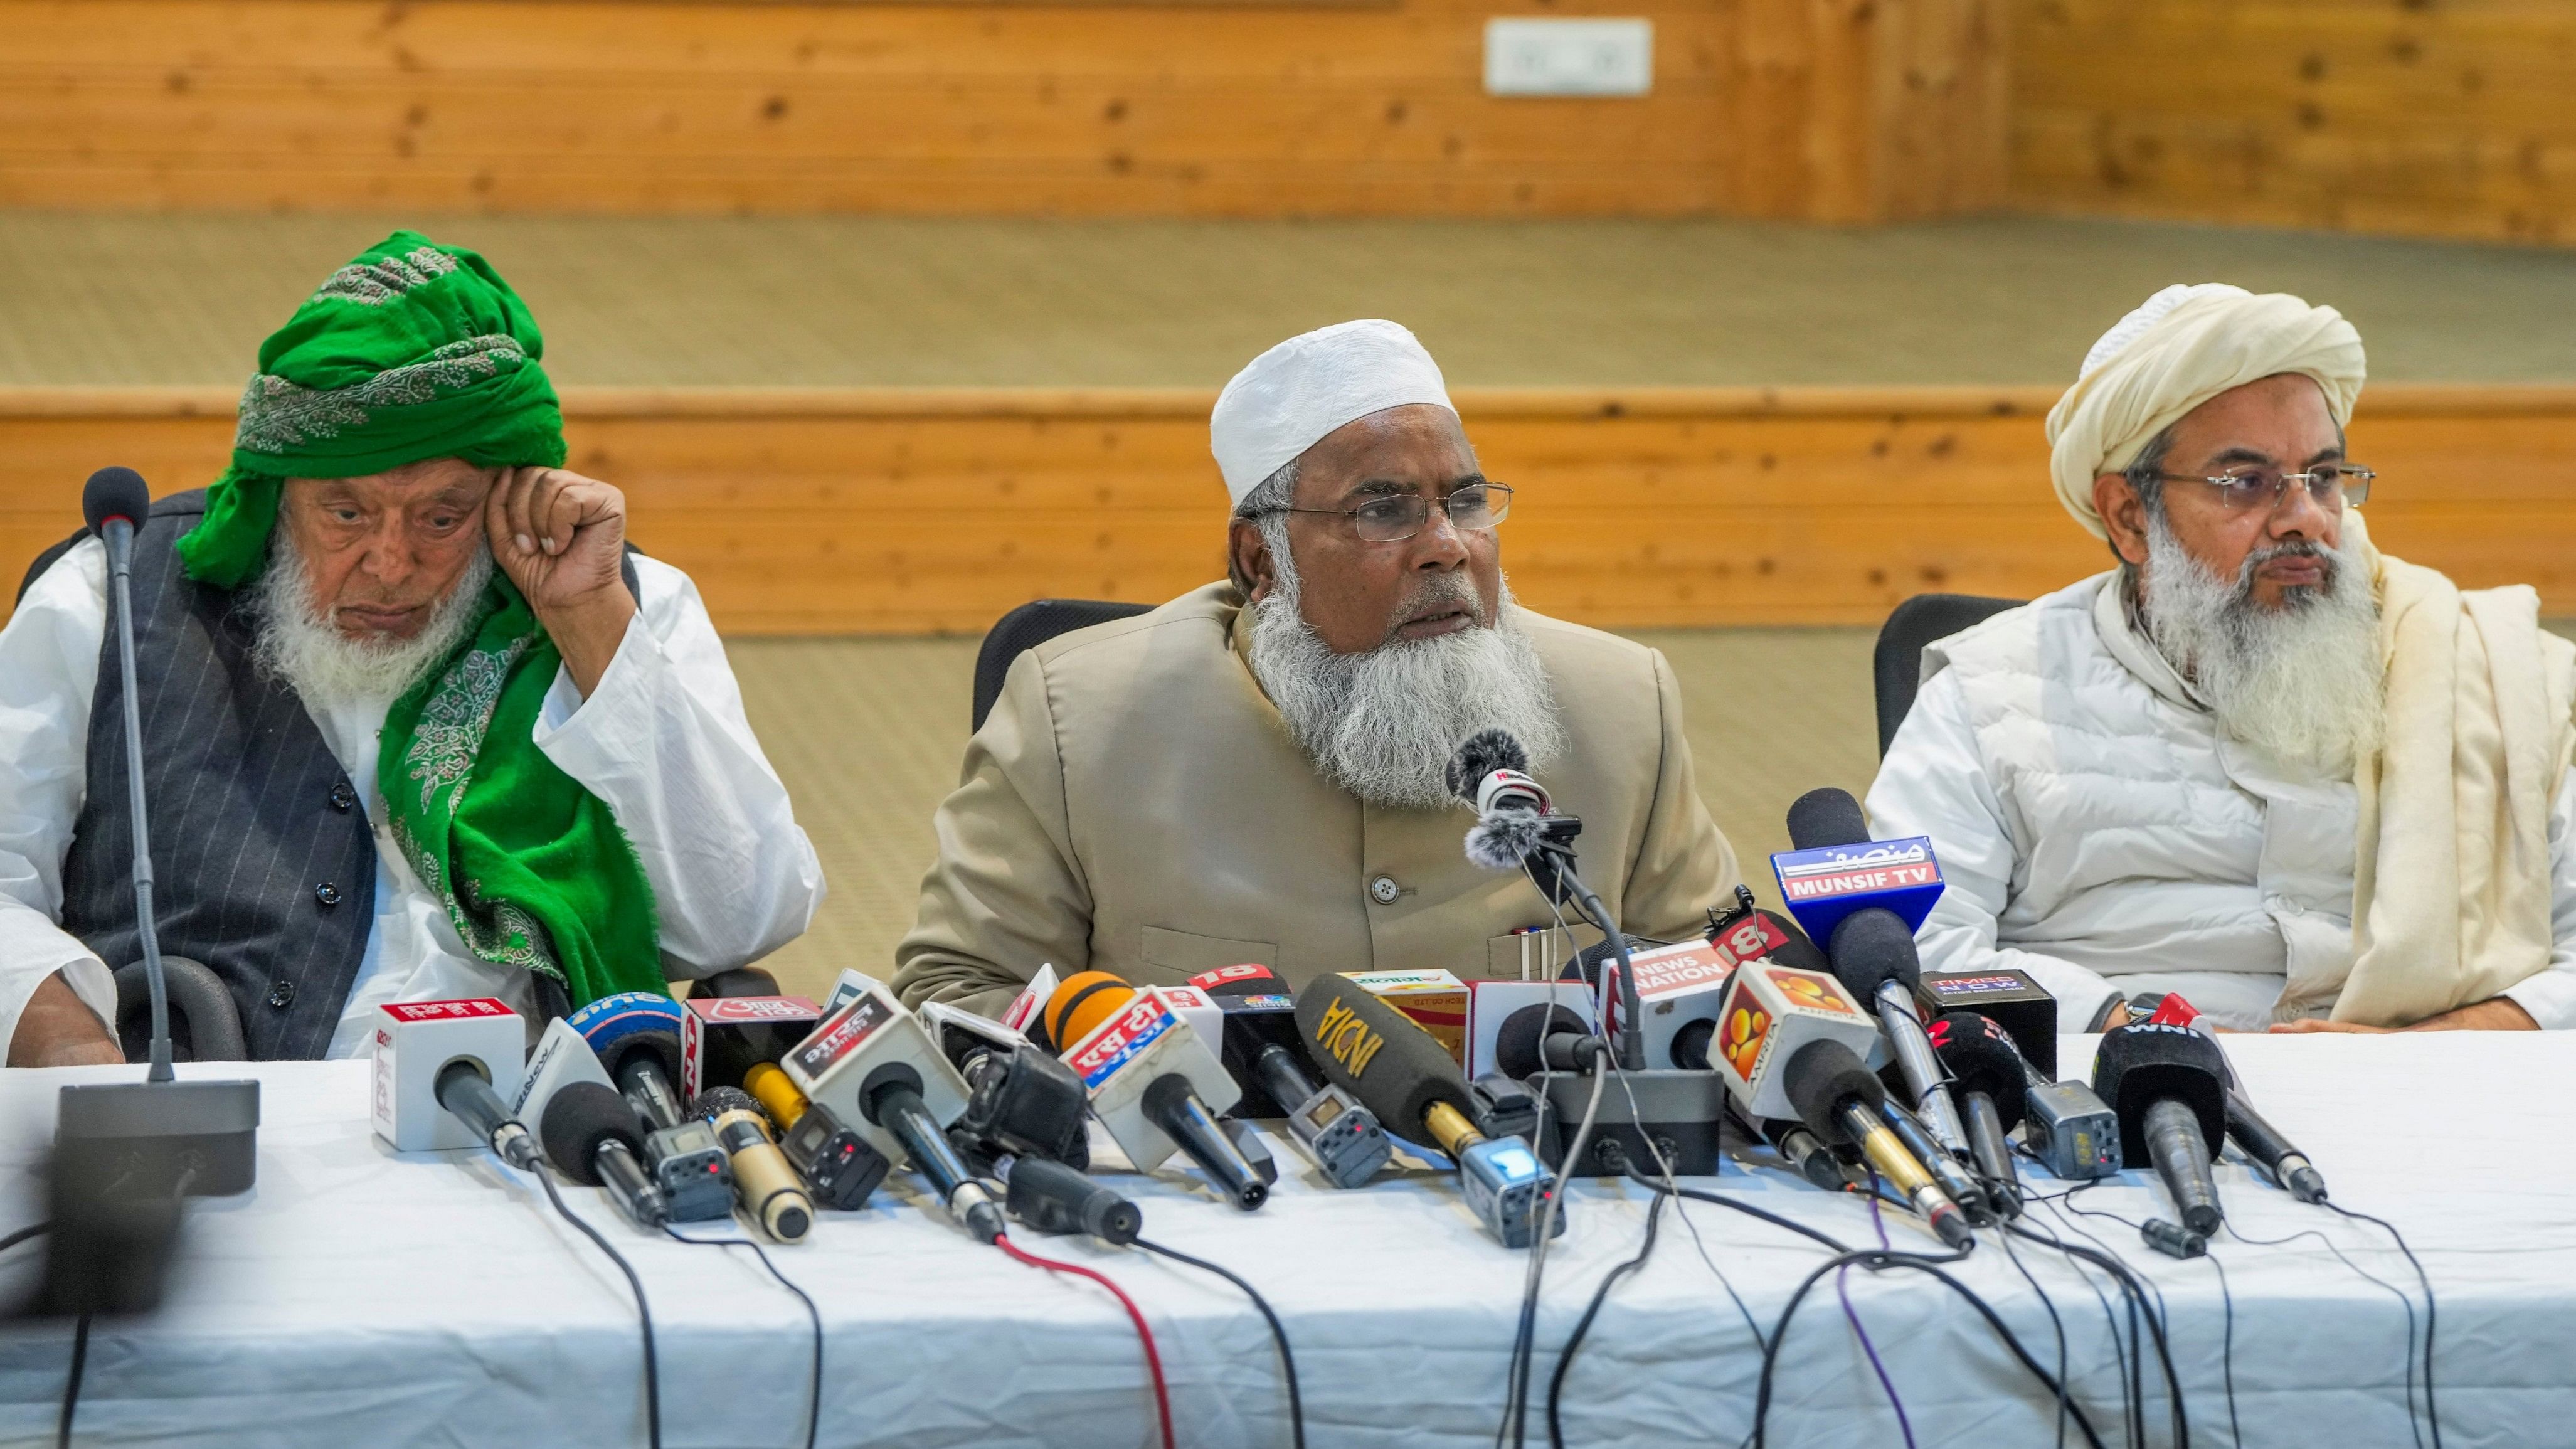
2094,473,2152,568
1228,518,1276,603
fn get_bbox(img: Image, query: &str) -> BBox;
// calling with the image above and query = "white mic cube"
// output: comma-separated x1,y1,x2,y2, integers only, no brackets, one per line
1061,987,1239,1174
782,984,971,1165
371,998,525,1152
1466,980,1598,1079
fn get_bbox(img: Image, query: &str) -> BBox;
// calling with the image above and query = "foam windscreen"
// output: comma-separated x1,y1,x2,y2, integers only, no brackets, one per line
1044,970,1137,1048
1931,1011,2028,1131
2088,1022,2227,1160
539,1081,647,1186
1782,1038,1884,1143
1826,906,1921,994
1784,787,1870,851
1291,975,1471,1135
82,466,151,536
1491,1002,1589,1080
1444,728,1529,803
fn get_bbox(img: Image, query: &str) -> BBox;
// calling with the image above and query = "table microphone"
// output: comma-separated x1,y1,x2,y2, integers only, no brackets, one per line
1781,788,1972,1162
1293,975,1562,1248
540,1082,669,1228
435,1057,541,1170
1048,972,1270,1210
995,1154,1143,1245
1781,1038,1972,1248
51,467,261,1199
1185,966,1392,1190
691,1087,814,1242
568,992,689,1131
745,1063,891,1212
1929,1011,2028,1218
2090,1023,2227,1234
2136,992,2328,1203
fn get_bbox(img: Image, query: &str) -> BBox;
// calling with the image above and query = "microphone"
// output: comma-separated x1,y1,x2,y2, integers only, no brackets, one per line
925,1005,1093,1170
1929,1012,2028,1218
1491,1001,1609,1078
51,467,261,1200
2135,993,2328,1204
539,1081,668,1228
1185,967,1392,1189
435,1056,540,1170
1449,730,1645,1071
1293,975,1562,1248
2090,1023,2228,1234
995,1154,1144,1245
782,982,1000,1243
1781,1039,1972,1248
568,993,690,1131
1778,788,1972,1162
1048,972,1270,1210
744,1063,890,1212
691,1087,815,1242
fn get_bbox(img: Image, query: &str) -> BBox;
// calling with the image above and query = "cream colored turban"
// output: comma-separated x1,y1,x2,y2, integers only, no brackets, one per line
2045,284,2368,539
1210,319,1455,504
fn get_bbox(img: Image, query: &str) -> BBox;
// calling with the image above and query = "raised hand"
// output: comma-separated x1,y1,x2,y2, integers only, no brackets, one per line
485,465,638,697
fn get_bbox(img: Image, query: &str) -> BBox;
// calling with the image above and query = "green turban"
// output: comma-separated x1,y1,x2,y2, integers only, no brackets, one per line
184,231,663,1010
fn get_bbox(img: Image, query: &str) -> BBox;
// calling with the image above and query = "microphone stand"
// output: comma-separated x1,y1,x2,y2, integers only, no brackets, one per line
1520,819,1642,1074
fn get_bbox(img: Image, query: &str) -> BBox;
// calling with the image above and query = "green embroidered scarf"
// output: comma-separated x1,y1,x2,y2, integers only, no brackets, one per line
179,230,663,1008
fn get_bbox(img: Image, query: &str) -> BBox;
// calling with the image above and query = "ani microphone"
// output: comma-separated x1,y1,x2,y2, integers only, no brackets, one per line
1781,1039,1972,1248
2090,1023,2228,1234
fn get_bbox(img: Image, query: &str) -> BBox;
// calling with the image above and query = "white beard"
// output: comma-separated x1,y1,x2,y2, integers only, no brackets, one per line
1246,560,1564,810
248,543,494,714
2139,512,2383,778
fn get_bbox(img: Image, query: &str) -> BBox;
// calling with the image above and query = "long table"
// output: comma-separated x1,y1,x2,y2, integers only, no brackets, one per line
1,1032,2567,1447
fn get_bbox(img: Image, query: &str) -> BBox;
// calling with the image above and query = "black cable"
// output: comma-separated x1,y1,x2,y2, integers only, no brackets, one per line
1994,1220,2074,1449
2225,1219,2427,1449
1544,1191,1664,1449
2207,1252,2240,1448
1624,1171,1853,1255
664,1227,822,1449
1498,1067,1604,1449
531,1169,660,1449
2030,1192,2185,1447
1614,1165,1768,1347
56,1312,88,1449
1132,1238,1305,1449
2325,1204,2441,1449
0,1221,51,1255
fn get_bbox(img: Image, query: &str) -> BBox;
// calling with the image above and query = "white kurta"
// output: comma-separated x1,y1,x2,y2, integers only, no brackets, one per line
1867,571,2576,1034
0,538,826,1058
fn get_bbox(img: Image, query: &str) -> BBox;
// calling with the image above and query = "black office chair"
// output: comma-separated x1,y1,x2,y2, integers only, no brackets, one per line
1872,593,2024,756
970,598,1154,733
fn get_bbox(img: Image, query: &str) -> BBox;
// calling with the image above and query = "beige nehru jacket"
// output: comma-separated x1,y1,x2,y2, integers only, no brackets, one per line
891,582,1741,1016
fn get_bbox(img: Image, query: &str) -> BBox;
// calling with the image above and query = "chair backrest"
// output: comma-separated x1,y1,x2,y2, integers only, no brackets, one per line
1872,593,2025,756
972,598,1155,731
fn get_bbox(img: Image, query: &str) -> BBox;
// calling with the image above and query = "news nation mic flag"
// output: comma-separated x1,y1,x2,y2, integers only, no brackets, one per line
1770,836,1944,945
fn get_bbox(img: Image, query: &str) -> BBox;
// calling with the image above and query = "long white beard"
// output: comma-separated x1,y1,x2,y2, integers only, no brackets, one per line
248,544,494,714
2139,512,2383,777
1246,563,1564,810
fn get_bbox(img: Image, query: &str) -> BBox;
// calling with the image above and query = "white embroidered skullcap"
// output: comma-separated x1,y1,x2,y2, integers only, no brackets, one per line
1210,320,1456,504
2045,283,2367,539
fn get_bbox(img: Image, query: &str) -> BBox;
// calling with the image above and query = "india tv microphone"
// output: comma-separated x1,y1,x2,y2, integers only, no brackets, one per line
780,982,1002,1243
539,1082,668,1228
1293,975,1562,1248
568,992,689,1131
1929,1011,2028,1218
2138,992,2328,1204
1781,1038,1972,1248
691,1087,814,1243
1777,788,1973,1162
1184,965,1392,1190
2090,1022,2228,1234
1048,972,1269,1211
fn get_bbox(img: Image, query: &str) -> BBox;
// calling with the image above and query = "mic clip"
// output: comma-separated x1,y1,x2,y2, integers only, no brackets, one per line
1704,884,1761,943
1519,814,1585,905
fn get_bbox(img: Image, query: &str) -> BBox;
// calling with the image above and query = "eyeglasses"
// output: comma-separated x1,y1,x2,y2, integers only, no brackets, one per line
2149,464,2375,513
1244,482,1514,544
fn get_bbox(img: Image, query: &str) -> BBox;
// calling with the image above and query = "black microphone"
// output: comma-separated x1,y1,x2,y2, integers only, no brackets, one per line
1184,967,1392,1189
1781,1039,1971,1248
859,1063,1005,1243
1930,1012,2028,1218
996,1154,1143,1245
568,994,689,1132
2091,1023,2228,1234
50,469,263,1204
540,1081,668,1228
435,1058,541,1169
1491,1001,1609,1078
1784,788,1972,1162
2224,1090,2327,1204
1450,729,1643,1071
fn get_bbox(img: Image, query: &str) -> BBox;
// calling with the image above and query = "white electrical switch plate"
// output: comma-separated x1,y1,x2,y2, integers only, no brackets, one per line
1483,18,1653,97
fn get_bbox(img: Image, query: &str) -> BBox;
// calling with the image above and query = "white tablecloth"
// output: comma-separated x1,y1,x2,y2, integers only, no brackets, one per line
1,1032,2568,1448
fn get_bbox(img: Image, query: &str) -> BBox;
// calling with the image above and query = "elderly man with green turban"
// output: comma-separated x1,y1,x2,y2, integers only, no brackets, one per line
0,232,824,1065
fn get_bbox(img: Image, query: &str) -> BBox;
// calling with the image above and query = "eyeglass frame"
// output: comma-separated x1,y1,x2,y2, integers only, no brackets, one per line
2145,463,2376,512
1239,480,1515,543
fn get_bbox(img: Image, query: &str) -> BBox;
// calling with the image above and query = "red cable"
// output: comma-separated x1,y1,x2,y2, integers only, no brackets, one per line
995,1232,1176,1449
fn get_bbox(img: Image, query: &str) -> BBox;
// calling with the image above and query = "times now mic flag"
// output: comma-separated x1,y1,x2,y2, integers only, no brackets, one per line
1769,836,1944,943
1710,966,1879,1120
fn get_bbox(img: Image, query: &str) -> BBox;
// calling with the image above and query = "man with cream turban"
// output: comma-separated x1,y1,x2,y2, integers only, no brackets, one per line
894,320,1739,1012
1869,284,2576,1032
1,231,822,1065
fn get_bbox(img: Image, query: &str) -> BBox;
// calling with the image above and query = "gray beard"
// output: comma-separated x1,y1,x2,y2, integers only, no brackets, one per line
1246,562,1564,810
2139,512,2383,778
248,543,494,714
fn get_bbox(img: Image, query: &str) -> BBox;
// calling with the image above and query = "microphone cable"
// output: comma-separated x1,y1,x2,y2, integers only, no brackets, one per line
994,1232,1174,1449
1542,1189,1663,1449
1840,1180,1917,1449
1131,1238,1303,1449
2225,1217,2432,1449
0,1220,50,1255
529,1167,661,1449
2323,1203,2440,1449
662,1226,824,1449
1498,1061,1606,1449
56,1312,87,1449
2012,1203,2188,1449
1990,1219,2076,1449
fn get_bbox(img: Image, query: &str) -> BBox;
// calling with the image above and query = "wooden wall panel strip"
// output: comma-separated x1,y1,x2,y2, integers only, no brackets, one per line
5,384,2568,632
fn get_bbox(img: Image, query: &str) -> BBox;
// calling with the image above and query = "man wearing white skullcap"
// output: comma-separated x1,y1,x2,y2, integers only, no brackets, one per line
893,320,1742,1012
1870,285,2576,1034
